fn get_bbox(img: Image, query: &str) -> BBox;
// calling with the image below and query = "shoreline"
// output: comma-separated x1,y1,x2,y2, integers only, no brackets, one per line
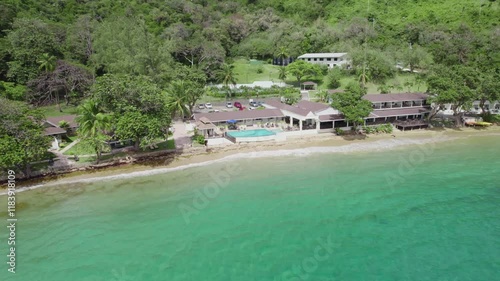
2,127,499,194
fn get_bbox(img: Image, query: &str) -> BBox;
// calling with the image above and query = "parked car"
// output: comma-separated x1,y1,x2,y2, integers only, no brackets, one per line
198,104,205,109
257,101,263,106
234,101,242,109
226,102,233,108
249,101,258,107
205,103,213,109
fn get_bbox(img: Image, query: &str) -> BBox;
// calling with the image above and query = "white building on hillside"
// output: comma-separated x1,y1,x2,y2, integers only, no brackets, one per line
297,53,350,68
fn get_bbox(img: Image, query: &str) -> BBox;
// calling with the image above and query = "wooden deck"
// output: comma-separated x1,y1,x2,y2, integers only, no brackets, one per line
394,120,429,131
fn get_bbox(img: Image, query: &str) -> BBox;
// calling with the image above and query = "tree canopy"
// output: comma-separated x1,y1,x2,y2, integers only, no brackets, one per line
0,97,50,175
286,60,322,87
331,82,372,130
89,74,171,149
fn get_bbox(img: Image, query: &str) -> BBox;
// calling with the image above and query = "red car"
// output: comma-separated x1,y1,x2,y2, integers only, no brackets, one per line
233,101,242,109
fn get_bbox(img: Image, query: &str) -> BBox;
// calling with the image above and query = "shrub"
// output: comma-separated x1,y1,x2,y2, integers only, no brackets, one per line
362,124,393,134
0,82,27,101
195,134,205,145
58,120,70,132
256,66,264,74
362,126,375,134
335,128,344,135
482,112,500,123
379,124,393,133
326,68,342,89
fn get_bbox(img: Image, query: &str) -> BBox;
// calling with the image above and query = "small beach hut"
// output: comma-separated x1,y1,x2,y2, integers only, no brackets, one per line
196,117,217,138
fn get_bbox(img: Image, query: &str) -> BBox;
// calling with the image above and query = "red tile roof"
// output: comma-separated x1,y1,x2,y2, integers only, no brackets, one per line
194,109,284,123
370,107,430,118
296,100,331,113
46,115,78,128
44,127,66,136
302,81,317,85
264,100,311,116
363,93,428,103
318,114,345,121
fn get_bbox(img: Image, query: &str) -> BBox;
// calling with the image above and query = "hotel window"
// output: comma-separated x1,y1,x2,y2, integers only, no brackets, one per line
308,58,311,61
327,58,331,61
334,58,338,61
314,58,317,61
319,58,324,61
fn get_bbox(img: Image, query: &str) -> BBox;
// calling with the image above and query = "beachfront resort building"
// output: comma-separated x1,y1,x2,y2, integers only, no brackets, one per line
439,100,500,115
297,53,350,68
192,93,431,142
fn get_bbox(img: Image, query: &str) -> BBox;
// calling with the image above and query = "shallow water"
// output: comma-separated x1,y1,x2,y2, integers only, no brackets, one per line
1,135,499,281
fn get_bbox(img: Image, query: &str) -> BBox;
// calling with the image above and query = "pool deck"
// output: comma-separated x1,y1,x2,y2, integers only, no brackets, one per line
227,129,277,138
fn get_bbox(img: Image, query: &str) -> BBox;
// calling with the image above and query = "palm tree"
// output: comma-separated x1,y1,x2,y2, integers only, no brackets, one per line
166,80,191,119
38,53,61,111
76,100,112,163
216,64,237,99
278,67,287,83
37,53,57,73
316,90,330,103
358,64,370,88
276,46,289,67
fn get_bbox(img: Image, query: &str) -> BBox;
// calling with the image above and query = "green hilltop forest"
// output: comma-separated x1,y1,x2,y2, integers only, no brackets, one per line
0,0,499,174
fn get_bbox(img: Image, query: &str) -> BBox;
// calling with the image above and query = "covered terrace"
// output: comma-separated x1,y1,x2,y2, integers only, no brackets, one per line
364,93,428,110
264,100,318,131
365,107,430,125
193,109,285,128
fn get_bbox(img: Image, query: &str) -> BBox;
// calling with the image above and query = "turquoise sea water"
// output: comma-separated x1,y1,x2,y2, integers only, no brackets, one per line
227,129,276,138
1,135,499,281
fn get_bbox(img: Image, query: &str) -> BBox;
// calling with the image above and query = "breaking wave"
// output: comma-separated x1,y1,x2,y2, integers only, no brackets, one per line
1,135,457,194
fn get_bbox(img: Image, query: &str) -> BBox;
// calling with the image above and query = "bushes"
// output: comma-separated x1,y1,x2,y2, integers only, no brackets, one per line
0,81,26,101
195,134,205,145
326,68,342,89
192,129,206,145
482,113,500,123
361,124,393,134
206,85,291,98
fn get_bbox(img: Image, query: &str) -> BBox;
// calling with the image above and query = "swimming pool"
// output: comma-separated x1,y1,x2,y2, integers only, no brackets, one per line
227,129,276,138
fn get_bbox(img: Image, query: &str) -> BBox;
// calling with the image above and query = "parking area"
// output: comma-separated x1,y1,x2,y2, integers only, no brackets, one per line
193,99,270,114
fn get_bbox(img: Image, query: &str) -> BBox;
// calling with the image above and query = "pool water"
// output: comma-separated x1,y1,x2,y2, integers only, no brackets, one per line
227,129,276,138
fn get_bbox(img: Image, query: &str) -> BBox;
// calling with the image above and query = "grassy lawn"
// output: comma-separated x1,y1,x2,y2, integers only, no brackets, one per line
72,140,175,164
65,135,78,142
233,58,292,84
63,141,94,156
65,138,175,157
38,104,79,117
231,58,425,95
140,139,175,152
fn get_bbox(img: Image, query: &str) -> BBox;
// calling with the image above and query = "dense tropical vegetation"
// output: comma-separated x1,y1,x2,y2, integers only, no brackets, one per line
1,0,499,174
